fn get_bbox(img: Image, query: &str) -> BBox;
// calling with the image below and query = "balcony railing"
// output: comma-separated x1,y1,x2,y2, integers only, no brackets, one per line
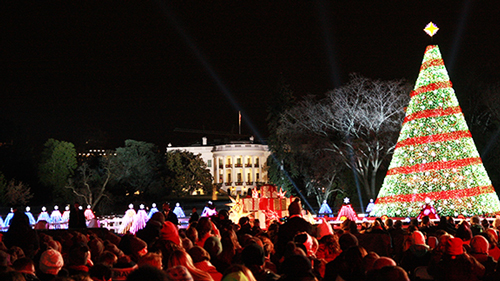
254,164,259,168
246,181,253,185
225,164,232,168
245,164,252,167
235,164,243,168
225,182,232,186
219,165,223,169
235,182,243,186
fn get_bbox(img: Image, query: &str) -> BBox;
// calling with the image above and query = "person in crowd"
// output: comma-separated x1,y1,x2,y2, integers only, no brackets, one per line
323,246,367,281
69,202,87,229
236,217,253,242
65,242,91,276
470,235,497,278
127,265,168,281
215,210,234,233
419,215,436,237
98,251,118,268
196,218,214,248
367,265,410,281
188,246,222,281
160,220,183,246
113,255,138,281
215,231,238,274
492,217,500,233
254,235,277,274
89,264,112,281
389,220,406,261
38,248,64,281
428,236,485,281
372,256,397,270
399,230,431,276
470,216,485,236
221,264,256,281
186,224,199,246
455,221,473,249
362,252,380,273
3,210,40,259
118,235,148,263
138,253,163,270
162,203,179,226
150,240,183,271
279,254,317,281
240,243,279,281
180,229,194,251
189,208,200,224
485,228,500,261
435,216,456,236
316,233,341,265
12,257,38,281
275,199,312,261
89,237,105,265
167,249,214,281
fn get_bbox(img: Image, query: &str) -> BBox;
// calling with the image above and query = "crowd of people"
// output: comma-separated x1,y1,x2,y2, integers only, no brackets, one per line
1,199,500,281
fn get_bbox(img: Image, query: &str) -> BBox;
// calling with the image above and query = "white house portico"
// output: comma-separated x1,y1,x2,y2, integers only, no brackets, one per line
166,137,270,196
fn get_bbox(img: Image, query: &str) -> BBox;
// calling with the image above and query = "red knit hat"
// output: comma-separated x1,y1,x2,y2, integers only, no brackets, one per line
470,235,489,254
445,237,464,256
160,221,182,245
317,217,333,239
411,231,426,246
39,249,64,275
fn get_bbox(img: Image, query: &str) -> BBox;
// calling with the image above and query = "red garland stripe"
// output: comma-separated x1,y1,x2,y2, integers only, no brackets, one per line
404,106,462,123
375,185,496,204
410,81,453,98
420,59,444,72
387,157,482,175
395,130,472,149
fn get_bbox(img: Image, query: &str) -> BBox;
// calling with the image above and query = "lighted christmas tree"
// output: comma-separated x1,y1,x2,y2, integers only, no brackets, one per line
372,23,500,217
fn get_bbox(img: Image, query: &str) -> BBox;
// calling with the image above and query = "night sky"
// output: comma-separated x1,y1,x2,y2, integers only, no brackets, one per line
2,1,499,150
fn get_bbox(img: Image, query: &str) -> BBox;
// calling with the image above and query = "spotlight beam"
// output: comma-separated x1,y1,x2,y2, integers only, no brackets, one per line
155,1,317,213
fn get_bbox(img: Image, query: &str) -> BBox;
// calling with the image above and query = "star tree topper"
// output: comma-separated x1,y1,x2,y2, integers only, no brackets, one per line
424,22,439,37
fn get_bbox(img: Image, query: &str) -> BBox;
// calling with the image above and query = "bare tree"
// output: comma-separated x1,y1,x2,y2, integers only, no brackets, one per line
280,74,410,199
5,180,33,205
66,154,115,209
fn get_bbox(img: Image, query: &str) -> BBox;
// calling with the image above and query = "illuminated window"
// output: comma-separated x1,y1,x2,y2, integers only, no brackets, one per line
207,160,212,168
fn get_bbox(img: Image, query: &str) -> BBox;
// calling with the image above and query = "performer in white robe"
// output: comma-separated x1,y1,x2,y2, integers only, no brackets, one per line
61,205,71,229
37,207,51,223
50,206,63,229
366,199,375,215
25,206,36,226
201,201,217,217
173,203,185,218
84,205,95,220
0,216,4,230
130,204,148,234
4,208,14,227
148,203,159,219
118,204,136,234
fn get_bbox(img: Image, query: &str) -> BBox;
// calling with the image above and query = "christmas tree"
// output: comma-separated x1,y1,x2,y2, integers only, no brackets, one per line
372,44,500,218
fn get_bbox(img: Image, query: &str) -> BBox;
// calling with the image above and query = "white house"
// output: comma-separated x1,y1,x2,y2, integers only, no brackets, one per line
166,137,271,196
